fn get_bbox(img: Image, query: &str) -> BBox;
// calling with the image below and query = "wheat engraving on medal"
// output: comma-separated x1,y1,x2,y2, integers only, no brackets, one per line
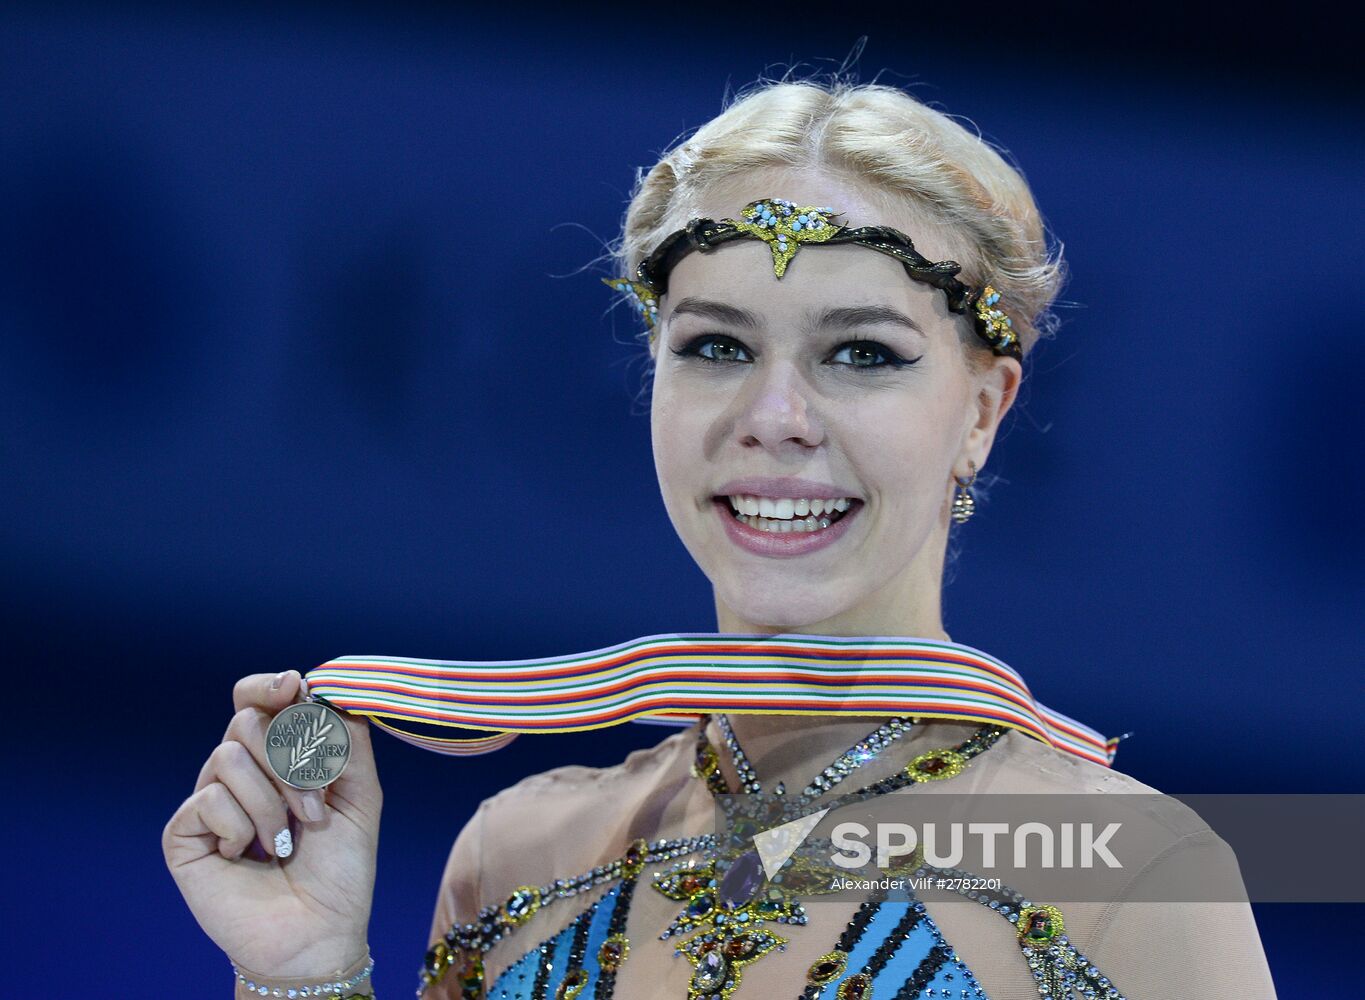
264,700,351,790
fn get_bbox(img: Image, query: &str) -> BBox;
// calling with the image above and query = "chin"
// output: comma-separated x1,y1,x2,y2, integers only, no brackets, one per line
718,586,855,633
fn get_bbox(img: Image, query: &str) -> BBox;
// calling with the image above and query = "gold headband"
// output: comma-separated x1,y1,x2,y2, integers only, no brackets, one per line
605,198,1021,359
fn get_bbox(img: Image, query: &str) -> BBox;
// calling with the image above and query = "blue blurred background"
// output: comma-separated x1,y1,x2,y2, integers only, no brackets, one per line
3,3,1360,996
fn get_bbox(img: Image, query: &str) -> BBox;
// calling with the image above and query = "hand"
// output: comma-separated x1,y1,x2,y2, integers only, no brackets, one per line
163,670,383,977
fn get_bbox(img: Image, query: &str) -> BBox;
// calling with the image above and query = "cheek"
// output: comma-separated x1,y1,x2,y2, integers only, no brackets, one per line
848,402,959,500
650,379,702,492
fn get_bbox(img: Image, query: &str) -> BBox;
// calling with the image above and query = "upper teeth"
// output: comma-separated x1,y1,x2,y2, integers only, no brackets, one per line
727,495,853,519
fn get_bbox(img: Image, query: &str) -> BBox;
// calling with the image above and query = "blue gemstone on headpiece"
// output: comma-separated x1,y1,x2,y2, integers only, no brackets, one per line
791,221,802,231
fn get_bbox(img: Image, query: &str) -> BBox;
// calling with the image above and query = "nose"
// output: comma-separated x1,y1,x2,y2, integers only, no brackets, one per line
733,359,824,452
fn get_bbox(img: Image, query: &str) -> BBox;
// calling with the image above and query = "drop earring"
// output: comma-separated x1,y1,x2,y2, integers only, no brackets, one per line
951,462,978,524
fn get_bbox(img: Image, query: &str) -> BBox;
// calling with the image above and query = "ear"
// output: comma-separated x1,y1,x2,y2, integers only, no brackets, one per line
959,355,1022,471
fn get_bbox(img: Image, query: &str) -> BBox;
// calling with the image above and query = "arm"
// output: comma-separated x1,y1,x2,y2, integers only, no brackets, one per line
418,800,491,1000
1083,830,1277,999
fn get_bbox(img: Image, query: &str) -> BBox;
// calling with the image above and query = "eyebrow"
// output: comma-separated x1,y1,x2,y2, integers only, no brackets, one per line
669,297,924,335
669,297,760,329
815,304,925,336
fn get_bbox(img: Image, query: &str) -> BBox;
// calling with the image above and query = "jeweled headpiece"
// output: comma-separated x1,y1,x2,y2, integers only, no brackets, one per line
604,197,1021,359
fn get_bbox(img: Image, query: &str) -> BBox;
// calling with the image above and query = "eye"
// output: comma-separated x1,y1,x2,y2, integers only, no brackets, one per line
828,340,920,370
670,334,753,364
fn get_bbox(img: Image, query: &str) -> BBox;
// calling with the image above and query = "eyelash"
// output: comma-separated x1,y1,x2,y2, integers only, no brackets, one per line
669,334,921,371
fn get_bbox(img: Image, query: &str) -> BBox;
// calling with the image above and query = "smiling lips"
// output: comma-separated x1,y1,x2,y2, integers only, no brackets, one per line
711,490,863,557
723,493,853,533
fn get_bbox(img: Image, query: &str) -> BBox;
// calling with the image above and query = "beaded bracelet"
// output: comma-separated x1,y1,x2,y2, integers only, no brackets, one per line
232,954,375,998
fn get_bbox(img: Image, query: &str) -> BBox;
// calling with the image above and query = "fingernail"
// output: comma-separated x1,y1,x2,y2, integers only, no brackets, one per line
299,675,310,700
300,791,325,823
270,670,288,691
274,826,293,858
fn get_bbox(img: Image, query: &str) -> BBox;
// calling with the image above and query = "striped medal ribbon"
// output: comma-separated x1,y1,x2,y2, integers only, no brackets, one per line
304,633,1121,767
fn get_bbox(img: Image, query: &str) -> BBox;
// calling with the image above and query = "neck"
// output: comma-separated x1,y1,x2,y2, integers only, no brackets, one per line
711,524,951,641
711,593,950,644
706,534,966,788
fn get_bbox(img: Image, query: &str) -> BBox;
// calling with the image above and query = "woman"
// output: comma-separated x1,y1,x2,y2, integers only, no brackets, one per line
163,79,1276,999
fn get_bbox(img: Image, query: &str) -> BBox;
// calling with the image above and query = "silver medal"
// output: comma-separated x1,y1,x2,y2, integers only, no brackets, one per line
264,699,352,790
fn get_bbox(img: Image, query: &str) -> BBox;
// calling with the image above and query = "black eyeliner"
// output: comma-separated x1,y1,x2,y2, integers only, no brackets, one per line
837,339,921,370
671,333,920,371
669,333,748,363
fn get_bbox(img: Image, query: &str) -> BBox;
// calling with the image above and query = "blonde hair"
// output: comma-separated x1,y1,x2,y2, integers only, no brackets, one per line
610,78,1065,361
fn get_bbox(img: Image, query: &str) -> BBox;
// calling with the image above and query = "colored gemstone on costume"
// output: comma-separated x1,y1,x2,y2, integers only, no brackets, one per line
907,748,968,781
837,971,872,999
687,894,715,918
598,933,629,971
618,837,650,877
424,941,448,975
808,951,847,983
502,886,542,925
555,968,587,999
724,934,758,959
692,950,729,994
732,816,758,839
456,953,484,996
719,850,765,909
1017,903,1065,948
